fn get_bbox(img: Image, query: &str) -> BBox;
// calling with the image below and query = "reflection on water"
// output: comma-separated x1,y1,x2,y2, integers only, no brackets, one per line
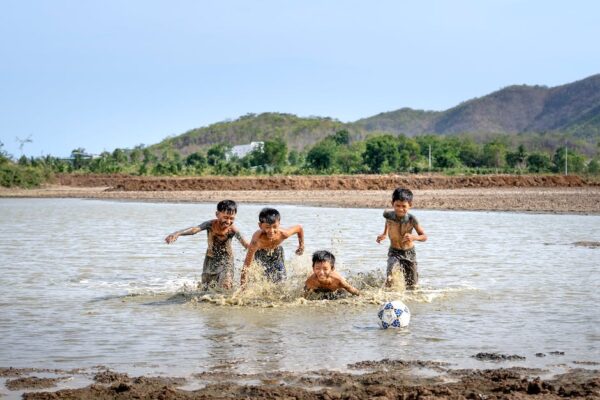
0,198,599,377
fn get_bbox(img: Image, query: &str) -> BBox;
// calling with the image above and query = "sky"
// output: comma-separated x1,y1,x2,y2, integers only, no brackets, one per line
1,1,599,158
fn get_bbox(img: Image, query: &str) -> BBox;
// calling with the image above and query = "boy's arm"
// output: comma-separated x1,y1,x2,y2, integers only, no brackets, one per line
376,221,389,243
240,234,260,287
292,225,304,255
280,225,304,255
232,226,250,249
405,224,427,243
340,278,360,296
164,224,204,244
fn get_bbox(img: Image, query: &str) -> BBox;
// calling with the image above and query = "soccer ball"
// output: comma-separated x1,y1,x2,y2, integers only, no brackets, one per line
377,300,411,329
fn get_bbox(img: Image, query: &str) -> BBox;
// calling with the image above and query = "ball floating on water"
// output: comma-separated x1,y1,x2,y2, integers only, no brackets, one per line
377,300,411,329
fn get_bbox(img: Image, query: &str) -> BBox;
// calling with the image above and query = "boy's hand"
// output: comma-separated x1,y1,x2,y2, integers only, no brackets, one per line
165,234,178,244
376,234,386,243
402,233,414,245
295,245,304,255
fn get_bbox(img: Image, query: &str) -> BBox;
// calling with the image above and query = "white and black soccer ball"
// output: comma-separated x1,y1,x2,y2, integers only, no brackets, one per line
377,300,411,329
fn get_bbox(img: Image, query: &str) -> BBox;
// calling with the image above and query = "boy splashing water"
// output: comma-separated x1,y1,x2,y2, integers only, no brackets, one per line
241,207,304,287
304,250,360,298
376,188,427,289
165,200,249,290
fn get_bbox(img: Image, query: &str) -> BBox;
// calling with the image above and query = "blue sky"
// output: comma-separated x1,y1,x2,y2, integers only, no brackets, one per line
1,1,599,158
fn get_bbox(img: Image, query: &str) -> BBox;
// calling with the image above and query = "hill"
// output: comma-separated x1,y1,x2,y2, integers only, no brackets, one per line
151,113,362,156
151,74,600,154
356,74,600,138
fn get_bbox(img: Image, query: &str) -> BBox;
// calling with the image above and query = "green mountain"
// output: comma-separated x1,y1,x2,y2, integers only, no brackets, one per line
151,113,362,156
152,74,600,155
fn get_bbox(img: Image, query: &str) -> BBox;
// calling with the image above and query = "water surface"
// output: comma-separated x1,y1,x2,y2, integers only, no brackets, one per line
0,198,598,378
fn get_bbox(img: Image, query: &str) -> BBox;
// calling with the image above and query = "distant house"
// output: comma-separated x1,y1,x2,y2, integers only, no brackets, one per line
227,141,263,160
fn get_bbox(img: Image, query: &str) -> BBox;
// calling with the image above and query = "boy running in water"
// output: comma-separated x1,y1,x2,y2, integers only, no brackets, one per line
165,200,248,290
376,188,427,288
240,207,304,286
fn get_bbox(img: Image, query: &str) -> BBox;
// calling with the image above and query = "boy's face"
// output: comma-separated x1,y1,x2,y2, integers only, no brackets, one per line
392,200,412,217
313,261,333,282
216,211,236,228
258,220,280,239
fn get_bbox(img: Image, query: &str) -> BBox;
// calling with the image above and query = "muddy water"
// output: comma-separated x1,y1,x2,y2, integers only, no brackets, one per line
0,198,598,377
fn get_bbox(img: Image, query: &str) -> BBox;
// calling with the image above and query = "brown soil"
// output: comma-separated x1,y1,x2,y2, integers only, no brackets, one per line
9,363,599,399
2,174,600,214
56,173,593,191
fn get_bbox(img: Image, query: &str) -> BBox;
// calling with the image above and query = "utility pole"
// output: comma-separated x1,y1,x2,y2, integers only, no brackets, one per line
565,143,568,176
428,144,432,171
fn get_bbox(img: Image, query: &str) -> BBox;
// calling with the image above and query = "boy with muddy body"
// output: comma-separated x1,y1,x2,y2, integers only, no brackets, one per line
165,200,249,290
376,188,427,288
304,250,360,298
240,207,304,286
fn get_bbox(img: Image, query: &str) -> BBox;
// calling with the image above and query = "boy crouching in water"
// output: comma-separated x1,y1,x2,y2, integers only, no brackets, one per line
304,250,360,298
376,188,427,289
240,207,304,287
165,200,249,290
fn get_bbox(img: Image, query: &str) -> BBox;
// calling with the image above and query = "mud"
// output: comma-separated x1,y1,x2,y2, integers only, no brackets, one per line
5,377,65,391
56,173,593,191
472,352,527,361
5,362,598,399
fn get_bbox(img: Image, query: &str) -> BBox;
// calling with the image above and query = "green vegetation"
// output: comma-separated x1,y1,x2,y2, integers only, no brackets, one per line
2,129,599,189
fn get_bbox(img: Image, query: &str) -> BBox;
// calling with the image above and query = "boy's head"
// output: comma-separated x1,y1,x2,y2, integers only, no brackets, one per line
258,207,281,238
312,250,336,281
391,188,413,217
215,200,237,227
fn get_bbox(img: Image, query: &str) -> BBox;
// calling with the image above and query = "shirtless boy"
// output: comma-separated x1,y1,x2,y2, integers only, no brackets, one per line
240,207,304,286
376,188,427,288
165,200,248,289
304,250,360,297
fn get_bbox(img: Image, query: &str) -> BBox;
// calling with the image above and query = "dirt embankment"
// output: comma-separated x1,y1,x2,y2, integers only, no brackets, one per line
56,173,592,191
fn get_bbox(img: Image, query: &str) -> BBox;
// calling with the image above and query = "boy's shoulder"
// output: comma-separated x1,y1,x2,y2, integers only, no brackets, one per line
384,211,419,224
199,219,216,229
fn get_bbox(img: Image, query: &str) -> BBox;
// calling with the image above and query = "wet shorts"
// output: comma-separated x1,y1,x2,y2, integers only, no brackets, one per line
387,247,418,288
254,246,286,282
201,256,233,289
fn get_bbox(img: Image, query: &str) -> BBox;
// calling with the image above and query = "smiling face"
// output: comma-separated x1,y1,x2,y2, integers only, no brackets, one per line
215,211,236,228
313,260,334,282
392,199,412,217
259,220,280,239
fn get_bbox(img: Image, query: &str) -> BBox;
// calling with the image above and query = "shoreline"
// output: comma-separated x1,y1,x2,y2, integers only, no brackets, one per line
2,359,599,399
1,185,600,214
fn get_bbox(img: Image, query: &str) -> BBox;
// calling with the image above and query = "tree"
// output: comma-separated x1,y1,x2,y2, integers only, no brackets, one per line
482,141,507,168
332,130,350,145
70,148,88,170
506,144,527,169
185,152,207,173
396,135,420,171
0,141,10,165
207,144,230,166
363,135,399,173
527,152,552,173
306,141,336,171
553,147,585,174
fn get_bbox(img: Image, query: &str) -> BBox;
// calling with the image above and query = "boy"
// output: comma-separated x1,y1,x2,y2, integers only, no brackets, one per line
240,207,304,286
165,200,249,290
304,250,360,297
376,188,427,288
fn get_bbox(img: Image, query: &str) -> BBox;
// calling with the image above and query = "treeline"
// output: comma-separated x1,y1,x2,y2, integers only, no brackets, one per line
2,132,600,187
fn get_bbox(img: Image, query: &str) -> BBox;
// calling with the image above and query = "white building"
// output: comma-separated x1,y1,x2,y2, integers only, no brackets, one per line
227,141,263,159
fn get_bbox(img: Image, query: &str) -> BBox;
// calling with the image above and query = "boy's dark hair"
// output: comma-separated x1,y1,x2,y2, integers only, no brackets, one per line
392,188,413,203
312,250,336,268
217,199,238,214
258,207,281,224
